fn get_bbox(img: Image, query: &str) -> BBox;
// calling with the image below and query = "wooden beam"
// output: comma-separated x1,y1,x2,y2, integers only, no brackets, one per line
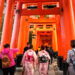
21,8,60,15
15,0,60,3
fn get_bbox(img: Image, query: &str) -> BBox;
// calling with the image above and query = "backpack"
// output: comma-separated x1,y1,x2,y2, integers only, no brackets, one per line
25,51,34,62
70,50,75,70
2,51,11,68
39,51,48,63
39,55,48,63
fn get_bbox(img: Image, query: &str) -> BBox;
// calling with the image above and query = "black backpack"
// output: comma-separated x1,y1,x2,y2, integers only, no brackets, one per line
39,55,48,63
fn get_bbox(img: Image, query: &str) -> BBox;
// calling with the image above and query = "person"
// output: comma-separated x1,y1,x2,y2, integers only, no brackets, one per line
45,46,51,64
23,42,30,54
21,45,37,75
0,54,3,75
0,44,18,75
67,40,75,75
38,46,50,75
49,47,54,63
36,47,40,55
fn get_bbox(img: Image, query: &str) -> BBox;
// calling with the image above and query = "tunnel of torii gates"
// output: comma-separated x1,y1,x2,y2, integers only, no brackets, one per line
29,23,58,52
0,0,75,64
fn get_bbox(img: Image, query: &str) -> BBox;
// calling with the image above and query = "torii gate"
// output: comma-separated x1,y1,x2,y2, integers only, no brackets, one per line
0,0,75,66
29,23,58,52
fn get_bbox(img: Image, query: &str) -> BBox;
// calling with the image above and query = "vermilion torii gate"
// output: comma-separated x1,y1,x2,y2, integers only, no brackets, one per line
0,0,75,66
29,23,58,52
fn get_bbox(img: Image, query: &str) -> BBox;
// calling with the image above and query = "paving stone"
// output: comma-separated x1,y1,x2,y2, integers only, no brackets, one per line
15,59,63,75
48,70,55,75
15,72,22,75
55,70,63,75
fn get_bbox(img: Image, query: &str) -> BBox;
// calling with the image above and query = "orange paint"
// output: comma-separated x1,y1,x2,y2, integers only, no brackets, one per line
1,0,14,50
0,0,5,31
68,0,75,40
72,0,75,22
17,16,29,54
59,0,74,60
16,0,59,3
56,15,63,56
11,2,22,48
52,25,58,52
1,0,75,61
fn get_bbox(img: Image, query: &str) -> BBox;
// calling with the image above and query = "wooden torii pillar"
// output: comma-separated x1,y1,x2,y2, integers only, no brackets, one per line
68,0,75,40
1,0,15,50
57,0,74,61
57,0,75,71
10,2,22,48
32,25,37,50
39,35,42,48
52,25,58,52
56,15,63,57
72,0,75,20
36,32,41,49
17,16,29,54
0,0,5,30
72,0,75,35
60,0,75,60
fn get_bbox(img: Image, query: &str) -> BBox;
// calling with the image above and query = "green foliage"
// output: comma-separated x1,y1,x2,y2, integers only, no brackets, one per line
29,31,32,44
0,14,5,41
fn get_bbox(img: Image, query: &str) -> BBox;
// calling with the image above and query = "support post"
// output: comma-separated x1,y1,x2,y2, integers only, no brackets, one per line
56,15,63,70
52,25,58,52
1,0,14,50
0,0,5,30
32,25,37,50
72,0,75,22
11,2,22,48
68,0,75,39
17,16,29,54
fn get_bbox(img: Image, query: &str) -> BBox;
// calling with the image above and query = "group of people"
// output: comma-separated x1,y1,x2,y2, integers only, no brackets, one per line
0,40,75,75
21,44,50,75
24,43,54,64
0,43,52,75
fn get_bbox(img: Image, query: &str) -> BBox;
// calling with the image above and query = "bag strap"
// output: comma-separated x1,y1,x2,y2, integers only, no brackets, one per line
72,50,75,55
70,50,75,63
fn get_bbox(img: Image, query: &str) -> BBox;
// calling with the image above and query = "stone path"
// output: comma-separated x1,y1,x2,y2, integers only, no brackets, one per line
15,59,63,75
